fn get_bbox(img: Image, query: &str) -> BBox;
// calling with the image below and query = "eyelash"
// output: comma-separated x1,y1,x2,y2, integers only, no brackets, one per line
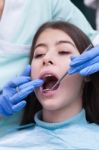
34,51,70,58
59,51,70,55
34,54,44,58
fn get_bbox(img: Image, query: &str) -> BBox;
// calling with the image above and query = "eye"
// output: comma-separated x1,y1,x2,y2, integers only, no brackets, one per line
59,51,71,55
34,53,44,58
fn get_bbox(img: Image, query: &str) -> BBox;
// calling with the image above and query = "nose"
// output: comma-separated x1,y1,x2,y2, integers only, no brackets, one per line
43,54,53,66
43,60,53,66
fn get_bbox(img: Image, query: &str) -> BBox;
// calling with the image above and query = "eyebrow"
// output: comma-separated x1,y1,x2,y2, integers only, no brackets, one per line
34,43,47,50
34,40,76,50
56,40,76,48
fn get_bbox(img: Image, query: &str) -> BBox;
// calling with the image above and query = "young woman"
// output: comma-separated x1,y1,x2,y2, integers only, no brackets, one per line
1,0,99,138
0,21,99,149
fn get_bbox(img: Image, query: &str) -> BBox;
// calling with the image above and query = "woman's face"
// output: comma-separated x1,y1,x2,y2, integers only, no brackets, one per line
31,28,84,114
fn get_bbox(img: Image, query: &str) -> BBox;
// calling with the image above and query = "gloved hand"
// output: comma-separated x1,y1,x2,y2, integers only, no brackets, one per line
68,45,99,76
0,65,43,116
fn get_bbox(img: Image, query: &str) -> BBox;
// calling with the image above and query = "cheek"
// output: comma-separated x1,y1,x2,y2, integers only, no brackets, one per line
57,60,70,77
61,74,84,98
31,61,40,80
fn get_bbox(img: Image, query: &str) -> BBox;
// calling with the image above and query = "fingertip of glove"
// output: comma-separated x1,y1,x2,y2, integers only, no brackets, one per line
80,70,87,76
26,64,31,70
33,79,44,84
70,55,77,60
22,65,31,76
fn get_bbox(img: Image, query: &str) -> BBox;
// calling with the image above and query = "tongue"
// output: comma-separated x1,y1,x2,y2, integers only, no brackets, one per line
43,80,59,91
44,81,56,90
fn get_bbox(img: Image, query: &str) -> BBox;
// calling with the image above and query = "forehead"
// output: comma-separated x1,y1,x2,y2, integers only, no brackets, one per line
35,28,75,45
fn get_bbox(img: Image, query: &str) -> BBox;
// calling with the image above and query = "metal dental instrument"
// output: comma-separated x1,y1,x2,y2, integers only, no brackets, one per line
50,72,69,90
47,43,94,91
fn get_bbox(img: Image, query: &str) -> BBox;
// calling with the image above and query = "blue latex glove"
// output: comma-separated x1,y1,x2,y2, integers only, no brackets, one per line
0,65,43,116
68,45,99,76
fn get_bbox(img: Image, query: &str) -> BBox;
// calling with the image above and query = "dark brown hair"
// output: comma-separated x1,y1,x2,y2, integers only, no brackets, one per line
21,21,99,125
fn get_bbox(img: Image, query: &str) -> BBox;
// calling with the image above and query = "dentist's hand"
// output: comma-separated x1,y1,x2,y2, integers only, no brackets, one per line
68,45,99,76
0,65,43,116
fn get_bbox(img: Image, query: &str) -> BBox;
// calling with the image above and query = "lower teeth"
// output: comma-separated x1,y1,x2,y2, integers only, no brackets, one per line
43,89,52,92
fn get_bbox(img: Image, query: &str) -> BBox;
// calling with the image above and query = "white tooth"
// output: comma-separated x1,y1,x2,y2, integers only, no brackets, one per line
41,74,54,80
44,74,52,78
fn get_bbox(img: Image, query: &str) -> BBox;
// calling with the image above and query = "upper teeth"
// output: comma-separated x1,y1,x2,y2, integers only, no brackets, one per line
42,74,53,79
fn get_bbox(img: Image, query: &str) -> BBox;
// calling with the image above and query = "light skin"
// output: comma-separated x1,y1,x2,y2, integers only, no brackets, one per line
0,0,4,18
31,28,84,123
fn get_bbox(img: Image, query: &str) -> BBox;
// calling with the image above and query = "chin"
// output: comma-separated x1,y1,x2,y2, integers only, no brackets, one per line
42,101,64,110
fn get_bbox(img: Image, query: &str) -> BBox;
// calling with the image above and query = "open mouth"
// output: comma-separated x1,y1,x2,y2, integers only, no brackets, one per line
41,74,59,92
